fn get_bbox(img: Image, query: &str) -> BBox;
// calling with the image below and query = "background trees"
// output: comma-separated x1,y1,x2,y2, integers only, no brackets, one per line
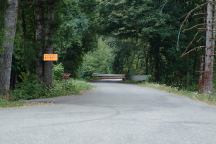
54,0,98,77
98,0,211,91
79,37,115,78
0,0,98,98
0,0,216,98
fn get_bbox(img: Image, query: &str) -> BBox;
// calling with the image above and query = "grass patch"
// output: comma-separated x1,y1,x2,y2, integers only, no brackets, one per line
140,82,216,105
0,98,23,108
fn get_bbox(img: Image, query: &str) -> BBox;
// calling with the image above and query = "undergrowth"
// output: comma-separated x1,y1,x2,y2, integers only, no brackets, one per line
140,82,216,105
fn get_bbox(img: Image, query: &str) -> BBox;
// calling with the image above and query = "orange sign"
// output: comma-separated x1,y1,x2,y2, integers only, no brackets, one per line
43,54,58,61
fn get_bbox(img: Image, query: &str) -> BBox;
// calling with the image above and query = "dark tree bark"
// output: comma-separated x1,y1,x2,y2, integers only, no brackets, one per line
43,0,54,87
35,0,55,87
145,47,149,75
35,0,45,81
0,0,18,97
199,56,205,92
150,36,161,82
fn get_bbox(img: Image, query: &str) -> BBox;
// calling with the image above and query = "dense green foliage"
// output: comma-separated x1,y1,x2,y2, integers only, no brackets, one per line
79,37,115,78
12,77,46,100
55,0,98,76
12,0,98,77
53,63,64,80
98,0,204,89
12,78,91,100
13,0,37,75
1,0,96,100
11,62,91,100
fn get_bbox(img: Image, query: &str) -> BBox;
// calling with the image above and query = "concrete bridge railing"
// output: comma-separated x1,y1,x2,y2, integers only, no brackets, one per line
92,73,126,80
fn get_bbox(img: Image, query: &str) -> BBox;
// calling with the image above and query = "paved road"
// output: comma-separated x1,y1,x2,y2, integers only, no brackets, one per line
0,81,216,144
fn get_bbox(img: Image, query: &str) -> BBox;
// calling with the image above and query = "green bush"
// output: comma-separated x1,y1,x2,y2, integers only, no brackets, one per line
53,63,64,80
48,79,91,97
11,73,45,100
12,78,91,100
12,78,46,100
79,37,114,79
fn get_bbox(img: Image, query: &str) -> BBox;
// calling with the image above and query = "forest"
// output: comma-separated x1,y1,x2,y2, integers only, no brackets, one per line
0,0,216,101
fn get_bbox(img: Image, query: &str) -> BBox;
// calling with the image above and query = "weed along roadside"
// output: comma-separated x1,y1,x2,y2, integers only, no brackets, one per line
0,99,24,108
0,79,92,108
139,83,216,105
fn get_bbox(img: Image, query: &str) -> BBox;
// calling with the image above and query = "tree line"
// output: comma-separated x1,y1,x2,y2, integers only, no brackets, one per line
0,0,97,97
99,0,216,94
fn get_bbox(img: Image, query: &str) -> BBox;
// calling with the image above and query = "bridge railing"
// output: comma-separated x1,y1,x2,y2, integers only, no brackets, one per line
92,73,126,79
92,73,151,82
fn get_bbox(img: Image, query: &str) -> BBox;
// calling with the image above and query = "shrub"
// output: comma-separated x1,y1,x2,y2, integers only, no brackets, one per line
12,78,91,100
47,79,91,97
79,37,114,79
12,78,46,100
53,63,64,80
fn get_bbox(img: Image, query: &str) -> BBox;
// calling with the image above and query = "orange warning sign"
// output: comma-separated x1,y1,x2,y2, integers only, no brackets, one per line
43,54,58,61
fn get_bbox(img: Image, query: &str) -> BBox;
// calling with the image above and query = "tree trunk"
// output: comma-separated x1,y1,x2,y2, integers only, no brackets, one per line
200,0,215,94
199,56,205,92
43,0,55,87
35,0,45,81
145,46,149,75
150,36,161,82
0,0,18,97
35,0,54,87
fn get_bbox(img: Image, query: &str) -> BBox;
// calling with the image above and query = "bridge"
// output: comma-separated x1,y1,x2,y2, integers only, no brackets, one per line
92,73,126,80
92,73,151,82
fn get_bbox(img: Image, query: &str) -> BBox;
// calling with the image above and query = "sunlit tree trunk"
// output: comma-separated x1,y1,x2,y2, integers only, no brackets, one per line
0,0,18,97
200,0,215,94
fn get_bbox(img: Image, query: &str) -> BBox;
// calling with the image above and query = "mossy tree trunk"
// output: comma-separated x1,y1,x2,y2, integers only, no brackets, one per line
0,0,18,97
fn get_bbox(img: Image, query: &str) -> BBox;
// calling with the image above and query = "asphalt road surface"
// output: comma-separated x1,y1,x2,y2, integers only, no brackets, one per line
0,81,216,144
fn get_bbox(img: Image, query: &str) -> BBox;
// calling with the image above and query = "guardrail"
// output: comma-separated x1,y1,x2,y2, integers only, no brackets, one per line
130,75,151,82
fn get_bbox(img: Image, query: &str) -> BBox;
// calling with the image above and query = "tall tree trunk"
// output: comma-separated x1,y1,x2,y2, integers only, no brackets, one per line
145,46,149,75
199,56,205,92
200,0,215,94
0,0,18,97
43,0,55,87
35,0,45,81
150,36,161,82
